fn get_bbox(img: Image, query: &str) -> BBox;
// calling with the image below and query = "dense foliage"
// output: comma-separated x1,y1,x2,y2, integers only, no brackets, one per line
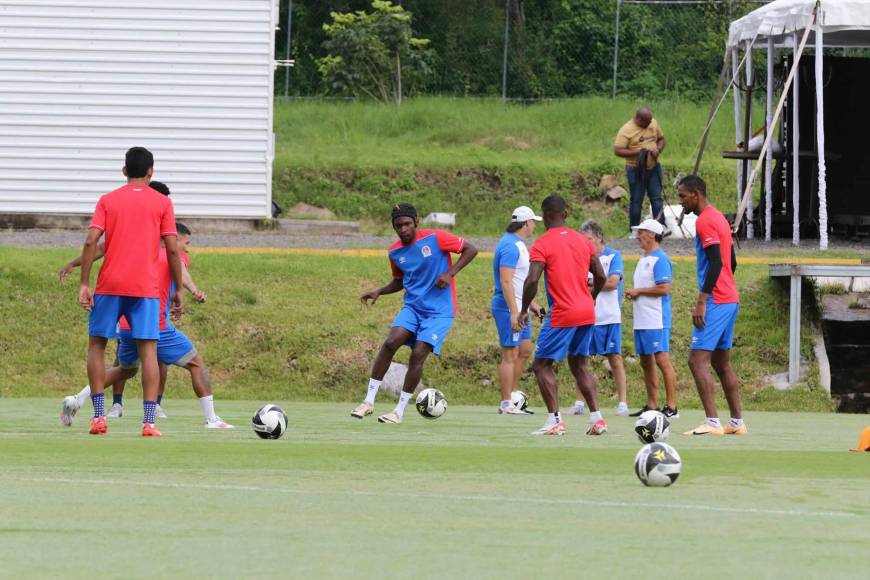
279,0,761,100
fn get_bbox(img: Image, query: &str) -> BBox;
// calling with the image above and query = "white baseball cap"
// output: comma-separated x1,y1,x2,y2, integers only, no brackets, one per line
631,219,665,235
511,206,543,223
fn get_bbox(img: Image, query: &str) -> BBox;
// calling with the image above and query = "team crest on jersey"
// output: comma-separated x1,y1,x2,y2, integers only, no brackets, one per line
421,245,432,258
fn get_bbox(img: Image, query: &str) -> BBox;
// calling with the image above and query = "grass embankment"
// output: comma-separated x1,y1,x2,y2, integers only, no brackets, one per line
273,97,753,237
1,400,868,577
1,247,832,412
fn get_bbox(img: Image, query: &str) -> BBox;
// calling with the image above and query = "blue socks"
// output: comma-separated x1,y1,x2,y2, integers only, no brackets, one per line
112,393,123,406
92,393,105,418
143,400,157,425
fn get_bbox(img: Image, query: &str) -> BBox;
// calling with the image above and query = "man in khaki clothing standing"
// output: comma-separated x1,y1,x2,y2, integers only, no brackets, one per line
614,108,667,236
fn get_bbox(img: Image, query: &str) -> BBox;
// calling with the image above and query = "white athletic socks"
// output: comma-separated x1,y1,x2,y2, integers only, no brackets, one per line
729,418,744,427
364,378,382,405
706,417,722,428
574,400,585,409
500,400,512,409
394,391,413,417
590,411,603,423
77,385,91,406
199,395,217,423
546,412,562,424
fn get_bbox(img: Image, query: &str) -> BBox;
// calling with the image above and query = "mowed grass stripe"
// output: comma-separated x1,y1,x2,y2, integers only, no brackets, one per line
192,246,863,265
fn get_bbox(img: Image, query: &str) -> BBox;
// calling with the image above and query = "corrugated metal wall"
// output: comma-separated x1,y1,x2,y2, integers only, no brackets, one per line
0,0,276,218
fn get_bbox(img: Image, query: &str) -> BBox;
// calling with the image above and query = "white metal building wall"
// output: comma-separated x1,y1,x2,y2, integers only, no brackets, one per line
0,0,276,218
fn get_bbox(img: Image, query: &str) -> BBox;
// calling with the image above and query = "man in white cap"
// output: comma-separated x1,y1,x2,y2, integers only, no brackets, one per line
625,219,679,418
491,206,544,414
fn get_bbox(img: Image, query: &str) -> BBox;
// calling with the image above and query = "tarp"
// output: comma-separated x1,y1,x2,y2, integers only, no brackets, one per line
728,0,870,48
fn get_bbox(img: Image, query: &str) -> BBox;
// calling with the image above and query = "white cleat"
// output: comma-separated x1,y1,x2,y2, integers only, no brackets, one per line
206,417,235,429
351,401,374,419
615,403,630,417
377,411,402,424
531,422,566,436
61,396,80,427
106,403,124,418
498,404,526,415
156,404,167,419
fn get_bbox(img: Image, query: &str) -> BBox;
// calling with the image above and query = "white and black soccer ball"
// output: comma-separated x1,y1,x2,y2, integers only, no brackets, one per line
415,388,447,419
251,404,288,439
510,390,529,411
634,410,670,444
634,442,682,487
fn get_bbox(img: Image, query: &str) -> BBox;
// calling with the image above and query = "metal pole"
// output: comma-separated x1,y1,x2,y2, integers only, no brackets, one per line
765,37,774,241
744,43,754,239
792,31,800,246
612,0,622,99
283,0,293,97
732,47,742,209
788,273,802,384
502,0,510,102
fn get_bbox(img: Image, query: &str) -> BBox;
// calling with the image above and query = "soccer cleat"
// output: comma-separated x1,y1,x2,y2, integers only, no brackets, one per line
141,423,162,437
586,419,608,436
629,405,659,417
205,417,235,429
662,406,680,419
61,396,80,427
565,404,585,416
106,403,123,418
377,411,402,424
531,422,566,436
724,422,748,435
683,422,725,436
156,404,167,419
498,404,525,415
351,401,374,419
88,416,107,435
615,403,630,417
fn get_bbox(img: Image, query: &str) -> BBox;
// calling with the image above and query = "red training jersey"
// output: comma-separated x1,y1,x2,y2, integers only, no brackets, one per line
90,184,177,298
119,250,189,332
529,226,597,327
694,206,739,304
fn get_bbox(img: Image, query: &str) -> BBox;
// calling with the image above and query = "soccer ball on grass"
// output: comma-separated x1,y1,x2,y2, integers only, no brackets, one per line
634,410,670,444
634,442,681,487
251,404,288,439
510,390,530,412
415,388,447,419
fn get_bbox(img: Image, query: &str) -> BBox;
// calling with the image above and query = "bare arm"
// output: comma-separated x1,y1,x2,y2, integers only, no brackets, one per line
163,235,184,320
626,282,672,299
435,242,479,288
61,242,105,283
78,229,104,310
499,266,518,316
603,273,621,291
182,263,206,303
520,261,545,315
360,277,404,306
614,146,637,159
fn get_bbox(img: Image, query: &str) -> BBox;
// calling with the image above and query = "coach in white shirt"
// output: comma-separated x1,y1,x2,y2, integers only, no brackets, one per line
625,219,679,418
567,220,629,417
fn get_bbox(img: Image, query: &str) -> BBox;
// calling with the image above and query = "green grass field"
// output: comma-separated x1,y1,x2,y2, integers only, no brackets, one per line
0,246,836,411
0,399,866,578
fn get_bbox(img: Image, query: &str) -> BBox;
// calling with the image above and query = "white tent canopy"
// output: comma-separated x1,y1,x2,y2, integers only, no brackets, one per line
728,0,870,48
726,0,870,249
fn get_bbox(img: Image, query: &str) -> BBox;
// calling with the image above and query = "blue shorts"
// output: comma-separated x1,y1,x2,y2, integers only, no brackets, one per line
492,308,532,347
634,328,670,355
392,306,454,356
591,323,622,355
118,328,197,368
535,318,594,361
691,302,739,351
89,295,160,340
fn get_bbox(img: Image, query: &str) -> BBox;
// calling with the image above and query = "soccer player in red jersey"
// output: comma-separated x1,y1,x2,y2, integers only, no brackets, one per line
78,147,183,437
677,175,746,436
519,195,608,436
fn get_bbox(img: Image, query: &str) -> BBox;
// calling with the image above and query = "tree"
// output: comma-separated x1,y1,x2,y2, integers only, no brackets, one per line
317,1,434,104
